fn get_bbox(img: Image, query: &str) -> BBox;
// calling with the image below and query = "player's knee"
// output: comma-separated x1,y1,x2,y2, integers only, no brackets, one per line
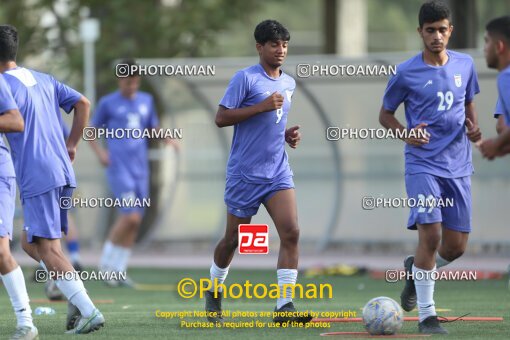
440,236,467,261
37,243,64,259
280,225,300,245
125,213,142,227
422,234,441,252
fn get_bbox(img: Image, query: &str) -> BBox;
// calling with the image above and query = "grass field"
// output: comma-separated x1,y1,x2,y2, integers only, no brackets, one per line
1,267,508,339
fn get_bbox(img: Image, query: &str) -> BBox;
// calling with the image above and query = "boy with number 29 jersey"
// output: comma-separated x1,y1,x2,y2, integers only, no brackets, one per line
384,50,479,179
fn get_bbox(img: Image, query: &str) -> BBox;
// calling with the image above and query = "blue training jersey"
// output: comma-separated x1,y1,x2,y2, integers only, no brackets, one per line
91,90,159,178
3,67,81,198
383,50,480,178
0,74,17,178
496,66,510,126
61,119,71,141
219,63,296,183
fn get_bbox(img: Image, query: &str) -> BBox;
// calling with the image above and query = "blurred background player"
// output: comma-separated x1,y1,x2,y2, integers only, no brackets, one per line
479,16,510,289
0,24,104,334
90,59,177,287
480,16,510,160
379,1,481,334
0,73,38,340
205,20,309,325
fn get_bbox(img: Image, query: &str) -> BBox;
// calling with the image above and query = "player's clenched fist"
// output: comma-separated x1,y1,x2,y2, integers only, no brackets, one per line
67,145,77,163
465,118,482,143
285,125,301,149
258,91,284,112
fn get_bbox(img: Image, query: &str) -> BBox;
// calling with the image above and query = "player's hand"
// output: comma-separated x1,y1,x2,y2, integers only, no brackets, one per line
285,125,301,149
465,118,482,143
258,92,284,112
98,149,110,167
479,138,502,161
402,123,430,146
67,145,77,163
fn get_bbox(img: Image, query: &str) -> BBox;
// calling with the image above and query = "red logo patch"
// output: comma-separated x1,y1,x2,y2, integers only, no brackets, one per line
238,224,269,254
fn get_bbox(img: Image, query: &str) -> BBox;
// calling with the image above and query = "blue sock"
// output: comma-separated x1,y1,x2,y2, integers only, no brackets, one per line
67,240,81,263
67,240,80,253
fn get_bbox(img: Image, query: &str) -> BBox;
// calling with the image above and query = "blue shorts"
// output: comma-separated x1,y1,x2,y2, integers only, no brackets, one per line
0,177,16,240
405,173,471,233
224,176,294,218
107,172,149,215
22,186,74,243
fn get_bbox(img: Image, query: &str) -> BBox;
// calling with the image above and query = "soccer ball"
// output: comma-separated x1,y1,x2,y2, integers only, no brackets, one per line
362,296,404,335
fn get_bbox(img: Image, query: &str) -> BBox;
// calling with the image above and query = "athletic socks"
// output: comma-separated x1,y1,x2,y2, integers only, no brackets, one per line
413,264,437,322
414,251,450,321
276,269,298,309
435,253,451,269
206,264,299,309
100,241,131,273
112,246,131,273
40,259,96,318
55,277,96,318
99,241,114,271
209,261,229,292
1,266,34,328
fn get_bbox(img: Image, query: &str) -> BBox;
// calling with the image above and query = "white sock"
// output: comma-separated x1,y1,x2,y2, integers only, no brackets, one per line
413,264,436,322
99,241,114,271
1,266,34,328
55,277,96,318
209,261,229,293
40,260,48,272
435,253,451,269
109,246,123,272
111,245,131,273
277,269,298,309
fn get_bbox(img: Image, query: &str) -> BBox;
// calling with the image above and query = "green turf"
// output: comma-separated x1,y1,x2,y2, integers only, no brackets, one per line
0,267,508,339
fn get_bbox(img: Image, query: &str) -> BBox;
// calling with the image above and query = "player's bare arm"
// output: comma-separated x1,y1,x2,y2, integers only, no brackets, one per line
0,108,23,132
66,95,90,162
379,106,429,146
496,115,506,134
465,102,481,143
215,91,284,127
89,138,110,167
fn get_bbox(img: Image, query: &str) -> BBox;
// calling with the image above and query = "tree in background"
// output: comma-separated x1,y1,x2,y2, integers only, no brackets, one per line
0,0,260,96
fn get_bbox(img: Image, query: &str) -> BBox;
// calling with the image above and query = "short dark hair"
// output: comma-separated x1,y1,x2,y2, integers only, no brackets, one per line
0,25,18,62
486,16,510,44
118,58,138,68
116,58,139,78
418,1,451,28
254,20,290,44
